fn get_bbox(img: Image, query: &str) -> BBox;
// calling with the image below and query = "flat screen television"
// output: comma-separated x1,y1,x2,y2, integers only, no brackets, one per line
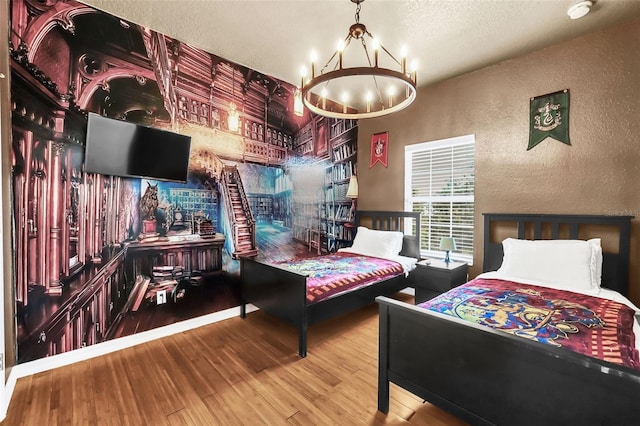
84,113,192,183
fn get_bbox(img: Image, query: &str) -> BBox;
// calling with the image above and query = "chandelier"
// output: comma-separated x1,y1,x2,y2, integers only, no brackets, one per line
294,0,417,119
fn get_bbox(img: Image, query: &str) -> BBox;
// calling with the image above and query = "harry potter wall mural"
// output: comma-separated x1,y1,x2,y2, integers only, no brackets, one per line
9,0,358,362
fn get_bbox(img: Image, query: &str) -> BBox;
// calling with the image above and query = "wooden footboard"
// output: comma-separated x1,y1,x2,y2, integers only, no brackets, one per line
377,296,640,426
241,210,421,358
240,257,309,356
241,256,411,357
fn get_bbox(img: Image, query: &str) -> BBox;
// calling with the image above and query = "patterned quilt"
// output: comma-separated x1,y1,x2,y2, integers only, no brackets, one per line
418,278,640,370
275,252,404,303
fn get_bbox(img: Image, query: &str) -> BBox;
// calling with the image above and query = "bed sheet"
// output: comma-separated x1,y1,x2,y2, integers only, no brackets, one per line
275,251,405,303
419,276,640,370
338,246,417,275
480,271,640,351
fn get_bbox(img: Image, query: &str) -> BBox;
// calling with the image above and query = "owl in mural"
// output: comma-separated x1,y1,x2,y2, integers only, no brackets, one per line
139,182,159,221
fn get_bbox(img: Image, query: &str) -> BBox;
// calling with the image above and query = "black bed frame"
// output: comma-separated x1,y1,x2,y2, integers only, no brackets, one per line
377,213,640,425
240,210,421,357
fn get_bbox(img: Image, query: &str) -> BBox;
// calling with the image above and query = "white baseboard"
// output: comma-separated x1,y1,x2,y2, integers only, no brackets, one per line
1,304,258,421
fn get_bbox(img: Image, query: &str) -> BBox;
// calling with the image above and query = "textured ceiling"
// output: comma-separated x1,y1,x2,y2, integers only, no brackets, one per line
82,0,640,89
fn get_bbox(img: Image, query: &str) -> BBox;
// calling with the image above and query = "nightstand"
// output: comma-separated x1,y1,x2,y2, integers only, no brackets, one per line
411,259,468,304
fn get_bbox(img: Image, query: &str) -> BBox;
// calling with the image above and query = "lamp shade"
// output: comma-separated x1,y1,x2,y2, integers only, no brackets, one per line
439,237,456,251
346,175,358,199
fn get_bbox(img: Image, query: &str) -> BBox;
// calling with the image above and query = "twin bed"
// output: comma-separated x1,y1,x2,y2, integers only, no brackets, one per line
240,211,640,423
240,210,420,357
377,213,640,425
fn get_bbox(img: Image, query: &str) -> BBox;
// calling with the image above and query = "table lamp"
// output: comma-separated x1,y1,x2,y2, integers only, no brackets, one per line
439,237,456,264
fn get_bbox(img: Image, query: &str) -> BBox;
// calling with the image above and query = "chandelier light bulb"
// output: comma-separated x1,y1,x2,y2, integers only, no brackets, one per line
341,92,350,114
365,91,373,112
410,59,418,85
321,87,328,109
372,37,380,67
300,66,307,88
310,50,317,77
387,86,396,108
400,46,408,74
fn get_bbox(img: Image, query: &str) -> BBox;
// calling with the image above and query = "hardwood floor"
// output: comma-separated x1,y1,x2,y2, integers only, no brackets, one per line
3,293,468,426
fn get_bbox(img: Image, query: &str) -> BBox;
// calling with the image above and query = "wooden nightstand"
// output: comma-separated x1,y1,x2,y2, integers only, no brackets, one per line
411,259,468,304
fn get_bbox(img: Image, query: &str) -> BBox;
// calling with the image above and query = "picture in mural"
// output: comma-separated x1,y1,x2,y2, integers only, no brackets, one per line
10,0,358,362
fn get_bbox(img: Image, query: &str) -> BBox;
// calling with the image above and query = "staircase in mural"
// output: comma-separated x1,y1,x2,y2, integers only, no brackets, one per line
221,166,258,259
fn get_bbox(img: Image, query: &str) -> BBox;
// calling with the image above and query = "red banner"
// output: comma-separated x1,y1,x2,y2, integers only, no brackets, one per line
370,131,388,168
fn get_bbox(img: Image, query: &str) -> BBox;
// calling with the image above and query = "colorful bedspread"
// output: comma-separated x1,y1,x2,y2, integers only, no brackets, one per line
276,252,404,303
419,278,640,370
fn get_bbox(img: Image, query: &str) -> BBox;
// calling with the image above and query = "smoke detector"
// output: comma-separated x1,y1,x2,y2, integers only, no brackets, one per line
567,1,593,20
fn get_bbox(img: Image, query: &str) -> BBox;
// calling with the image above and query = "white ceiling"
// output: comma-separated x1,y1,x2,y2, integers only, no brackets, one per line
82,0,640,89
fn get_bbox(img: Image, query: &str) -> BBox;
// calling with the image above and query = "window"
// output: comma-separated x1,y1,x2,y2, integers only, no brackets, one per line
405,134,475,262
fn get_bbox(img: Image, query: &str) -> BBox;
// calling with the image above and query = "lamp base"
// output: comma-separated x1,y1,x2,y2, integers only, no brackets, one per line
443,250,451,264
347,199,357,223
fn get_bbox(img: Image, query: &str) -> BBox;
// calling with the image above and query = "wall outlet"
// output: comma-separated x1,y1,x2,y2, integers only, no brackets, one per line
157,289,167,305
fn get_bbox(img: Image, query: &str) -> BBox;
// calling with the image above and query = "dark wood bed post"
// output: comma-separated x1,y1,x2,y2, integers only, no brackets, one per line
377,302,390,414
298,316,307,358
239,259,246,319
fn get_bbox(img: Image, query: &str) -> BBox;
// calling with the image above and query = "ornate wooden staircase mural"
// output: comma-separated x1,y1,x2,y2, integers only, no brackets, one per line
220,165,257,259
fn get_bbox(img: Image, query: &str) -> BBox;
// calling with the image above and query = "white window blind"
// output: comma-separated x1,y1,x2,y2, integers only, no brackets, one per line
405,135,475,262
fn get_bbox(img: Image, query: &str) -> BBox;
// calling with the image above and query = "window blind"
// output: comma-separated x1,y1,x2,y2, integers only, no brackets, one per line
405,135,475,261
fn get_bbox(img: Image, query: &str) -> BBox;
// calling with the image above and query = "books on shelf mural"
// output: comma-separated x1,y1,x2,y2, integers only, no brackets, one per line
9,0,358,363
291,117,358,253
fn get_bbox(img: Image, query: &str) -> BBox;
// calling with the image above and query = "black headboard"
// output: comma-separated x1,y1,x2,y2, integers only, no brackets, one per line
355,210,421,259
483,213,633,296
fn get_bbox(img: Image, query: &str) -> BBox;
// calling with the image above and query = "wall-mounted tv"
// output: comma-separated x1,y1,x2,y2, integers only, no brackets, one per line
84,113,192,183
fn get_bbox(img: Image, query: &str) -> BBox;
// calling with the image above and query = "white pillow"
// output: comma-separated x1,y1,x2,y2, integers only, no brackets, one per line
497,238,603,293
350,226,404,258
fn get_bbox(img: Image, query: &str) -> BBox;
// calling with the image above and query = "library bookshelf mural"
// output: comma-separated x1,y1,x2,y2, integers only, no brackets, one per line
9,0,358,362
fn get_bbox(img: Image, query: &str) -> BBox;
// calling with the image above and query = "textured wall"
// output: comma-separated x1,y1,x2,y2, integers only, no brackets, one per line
357,17,640,304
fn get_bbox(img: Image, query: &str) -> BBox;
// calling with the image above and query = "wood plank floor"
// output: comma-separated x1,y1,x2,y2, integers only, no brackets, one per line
3,293,468,426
